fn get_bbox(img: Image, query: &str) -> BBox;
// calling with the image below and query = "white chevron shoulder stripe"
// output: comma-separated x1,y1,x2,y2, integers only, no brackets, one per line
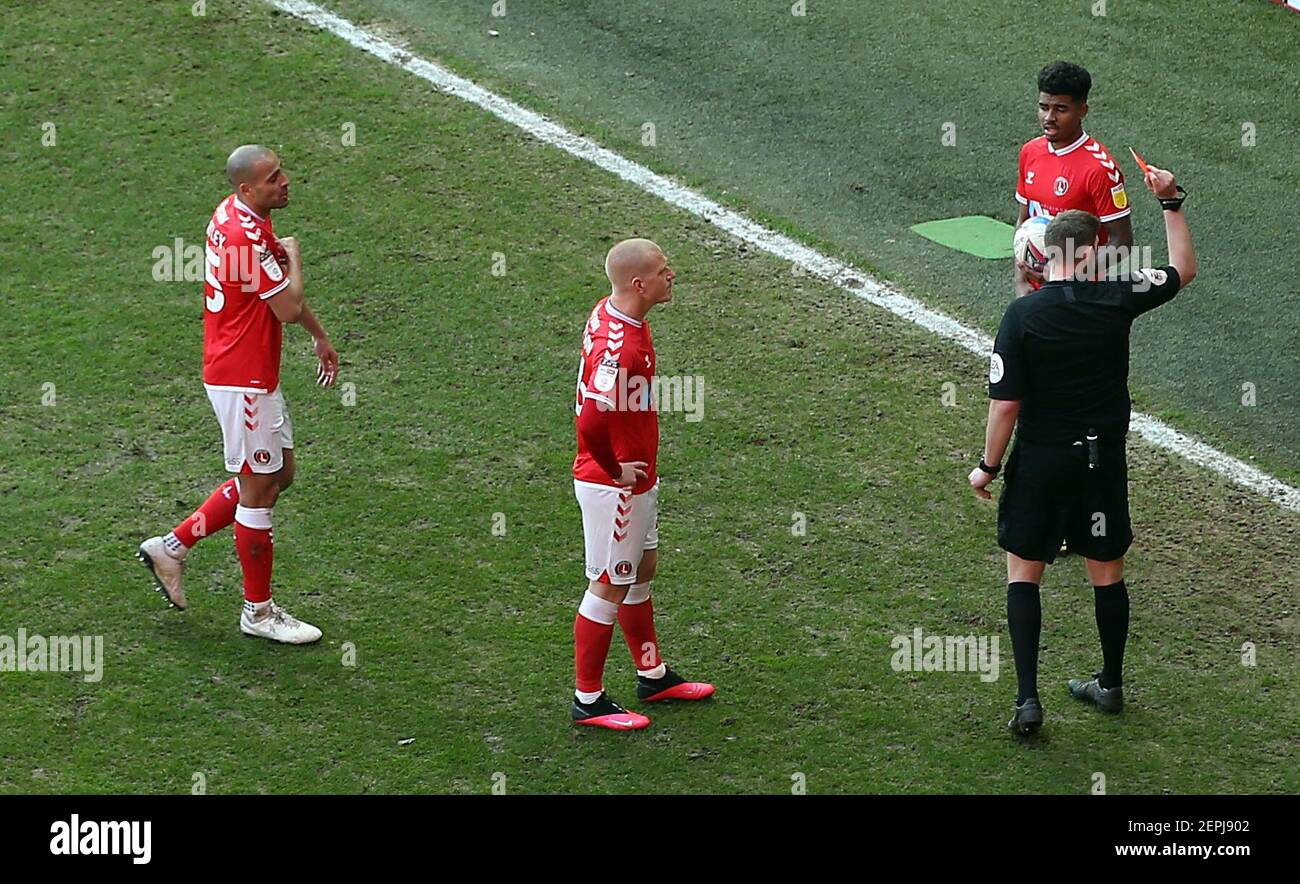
267,0,1300,516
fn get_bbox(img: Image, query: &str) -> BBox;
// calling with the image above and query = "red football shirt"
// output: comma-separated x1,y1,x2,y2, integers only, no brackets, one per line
201,195,291,393
1016,131,1131,242
573,297,659,494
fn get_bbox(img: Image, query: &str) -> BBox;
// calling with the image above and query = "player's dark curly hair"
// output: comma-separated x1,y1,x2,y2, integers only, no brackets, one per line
1038,61,1091,102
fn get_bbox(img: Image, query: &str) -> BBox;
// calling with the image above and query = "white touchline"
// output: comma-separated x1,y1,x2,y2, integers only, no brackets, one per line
268,0,1300,516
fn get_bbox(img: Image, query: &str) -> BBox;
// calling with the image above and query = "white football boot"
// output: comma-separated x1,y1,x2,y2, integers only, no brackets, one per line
240,602,322,644
137,536,187,610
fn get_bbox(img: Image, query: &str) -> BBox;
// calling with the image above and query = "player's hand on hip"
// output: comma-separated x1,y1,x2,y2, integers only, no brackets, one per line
617,461,648,488
968,465,995,500
313,336,339,386
1142,165,1177,200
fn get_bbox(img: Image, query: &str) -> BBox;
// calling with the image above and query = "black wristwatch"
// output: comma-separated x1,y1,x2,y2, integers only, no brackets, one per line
978,458,1001,477
1159,185,1188,212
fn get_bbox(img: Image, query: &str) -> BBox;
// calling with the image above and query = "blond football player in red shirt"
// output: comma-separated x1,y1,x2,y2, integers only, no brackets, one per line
1014,61,1134,297
570,239,715,730
138,145,338,644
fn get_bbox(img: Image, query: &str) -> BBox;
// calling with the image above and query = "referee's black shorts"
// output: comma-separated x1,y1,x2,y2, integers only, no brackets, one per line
997,437,1133,563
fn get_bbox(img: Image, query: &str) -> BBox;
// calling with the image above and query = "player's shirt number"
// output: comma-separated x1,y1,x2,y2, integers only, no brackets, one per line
204,244,225,313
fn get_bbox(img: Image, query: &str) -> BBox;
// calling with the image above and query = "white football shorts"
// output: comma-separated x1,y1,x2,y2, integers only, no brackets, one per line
574,478,659,585
205,385,293,474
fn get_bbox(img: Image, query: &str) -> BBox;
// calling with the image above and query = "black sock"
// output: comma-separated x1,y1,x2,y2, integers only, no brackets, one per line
1007,581,1041,703
1093,580,1129,690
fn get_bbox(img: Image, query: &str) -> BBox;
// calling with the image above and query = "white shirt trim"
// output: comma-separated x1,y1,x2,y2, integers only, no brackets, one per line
204,382,271,395
1015,193,1028,205
1098,207,1132,223
573,477,660,494
258,276,292,300
1047,131,1089,157
603,299,643,327
232,196,265,221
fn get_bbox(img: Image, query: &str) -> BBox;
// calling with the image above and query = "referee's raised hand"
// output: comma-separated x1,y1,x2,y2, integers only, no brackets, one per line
1143,162,1197,289
1142,164,1177,200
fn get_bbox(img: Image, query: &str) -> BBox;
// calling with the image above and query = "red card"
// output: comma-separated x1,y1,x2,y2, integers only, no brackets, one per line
1129,147,1151,176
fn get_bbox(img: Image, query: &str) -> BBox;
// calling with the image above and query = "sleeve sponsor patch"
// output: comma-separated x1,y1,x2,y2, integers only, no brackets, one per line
989,353,1005,384
258,246,285,283
1110,183,1129,210
593,356,619,393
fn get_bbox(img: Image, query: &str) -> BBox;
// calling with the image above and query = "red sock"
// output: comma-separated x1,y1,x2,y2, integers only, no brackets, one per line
574,613,616,694
618,596,661,672
234,506,273,604
173,478,239,547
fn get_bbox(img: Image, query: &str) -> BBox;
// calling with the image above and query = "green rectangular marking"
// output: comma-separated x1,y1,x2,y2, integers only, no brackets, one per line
910,215,1016,259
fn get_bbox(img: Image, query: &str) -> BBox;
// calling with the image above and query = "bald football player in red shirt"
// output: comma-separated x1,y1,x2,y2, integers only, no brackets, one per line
138,145,338,644
570,238,715,730
1014,61,1134,297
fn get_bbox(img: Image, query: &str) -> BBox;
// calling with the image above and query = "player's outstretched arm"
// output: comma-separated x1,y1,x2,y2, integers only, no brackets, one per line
1144,166,1196,290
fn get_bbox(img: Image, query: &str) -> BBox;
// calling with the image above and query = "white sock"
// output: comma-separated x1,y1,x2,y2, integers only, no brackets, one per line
575,689,603,705
234,504,273,530
577,590,619,626
162,532,188,559
243,598,271,619
638,663,667,680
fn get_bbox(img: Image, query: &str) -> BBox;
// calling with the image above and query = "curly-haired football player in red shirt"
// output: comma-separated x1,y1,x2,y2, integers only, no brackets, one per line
1014,62,1134,297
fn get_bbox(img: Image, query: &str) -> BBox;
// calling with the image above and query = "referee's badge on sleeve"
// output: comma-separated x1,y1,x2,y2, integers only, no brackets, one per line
989,353,1005,384
1134,268,1167,287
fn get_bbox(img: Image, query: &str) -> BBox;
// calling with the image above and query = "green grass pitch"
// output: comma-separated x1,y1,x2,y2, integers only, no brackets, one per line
1,0,1297,793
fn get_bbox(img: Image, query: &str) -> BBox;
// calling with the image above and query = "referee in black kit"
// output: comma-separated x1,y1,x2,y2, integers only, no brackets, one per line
969,163,1196,735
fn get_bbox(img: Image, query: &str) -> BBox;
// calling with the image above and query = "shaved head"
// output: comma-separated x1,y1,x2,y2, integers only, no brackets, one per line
605,238,664,289
226,144,277,187
603,238,674,317
225,144,290,215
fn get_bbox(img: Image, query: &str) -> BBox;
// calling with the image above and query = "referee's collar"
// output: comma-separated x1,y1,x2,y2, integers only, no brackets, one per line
1047,131,1089,156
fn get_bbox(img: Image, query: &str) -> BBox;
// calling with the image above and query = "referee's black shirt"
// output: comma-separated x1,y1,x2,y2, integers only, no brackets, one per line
988,266,1182,444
